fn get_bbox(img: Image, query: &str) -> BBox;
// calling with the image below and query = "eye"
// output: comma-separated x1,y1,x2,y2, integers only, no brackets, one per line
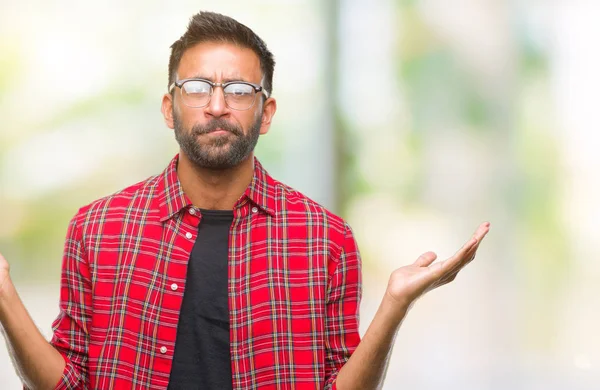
182,80,211,95
224,83,254,96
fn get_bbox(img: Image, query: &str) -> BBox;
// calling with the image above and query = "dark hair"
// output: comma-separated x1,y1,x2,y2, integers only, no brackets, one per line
168,11,275,96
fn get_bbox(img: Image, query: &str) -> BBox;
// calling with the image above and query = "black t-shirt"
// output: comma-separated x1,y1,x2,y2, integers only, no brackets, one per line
168,209,234,390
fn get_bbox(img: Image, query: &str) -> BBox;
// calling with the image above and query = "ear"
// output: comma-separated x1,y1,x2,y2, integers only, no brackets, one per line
259,97,277,135
161,93,175,129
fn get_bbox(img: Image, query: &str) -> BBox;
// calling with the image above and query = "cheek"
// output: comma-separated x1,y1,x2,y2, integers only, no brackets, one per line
253,107,262,122
226,111,249,127
177,105,205,127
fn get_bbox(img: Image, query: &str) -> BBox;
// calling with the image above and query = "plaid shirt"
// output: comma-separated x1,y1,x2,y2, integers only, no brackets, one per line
50,155,362,390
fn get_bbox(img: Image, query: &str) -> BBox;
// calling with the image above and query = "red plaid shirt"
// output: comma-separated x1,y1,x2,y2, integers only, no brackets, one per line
50,155,362,390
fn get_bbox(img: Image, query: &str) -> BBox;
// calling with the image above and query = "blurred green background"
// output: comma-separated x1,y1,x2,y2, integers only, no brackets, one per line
1,0,599,388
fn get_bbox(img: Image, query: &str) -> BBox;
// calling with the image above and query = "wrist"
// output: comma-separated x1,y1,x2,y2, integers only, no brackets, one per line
0,277,20,327
376,291,410,328
0,275,17,308
383,290,411,314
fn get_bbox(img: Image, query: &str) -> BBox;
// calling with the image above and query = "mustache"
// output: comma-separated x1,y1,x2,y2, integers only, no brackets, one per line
191,119,242,136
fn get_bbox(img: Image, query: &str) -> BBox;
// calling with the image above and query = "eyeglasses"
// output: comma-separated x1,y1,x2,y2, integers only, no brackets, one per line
168,78,270,111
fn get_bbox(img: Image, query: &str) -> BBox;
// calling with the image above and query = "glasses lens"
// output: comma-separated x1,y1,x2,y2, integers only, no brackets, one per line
181,80,212,107
224,83,256,110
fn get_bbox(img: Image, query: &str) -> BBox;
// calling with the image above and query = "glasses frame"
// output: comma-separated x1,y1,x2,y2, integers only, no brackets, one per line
168,78,270,111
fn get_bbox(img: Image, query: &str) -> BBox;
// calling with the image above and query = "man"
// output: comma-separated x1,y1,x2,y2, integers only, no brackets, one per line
0,11,489,390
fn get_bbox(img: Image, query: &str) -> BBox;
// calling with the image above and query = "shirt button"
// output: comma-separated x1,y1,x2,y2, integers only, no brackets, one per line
185,232,193,239
160,346,167,354
170,283,178,291
251,207,258,213
189,208,196,215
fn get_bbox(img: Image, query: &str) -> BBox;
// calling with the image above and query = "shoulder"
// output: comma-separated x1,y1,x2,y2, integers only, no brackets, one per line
270,178,353,242
267,179,360,273
71,173,162,228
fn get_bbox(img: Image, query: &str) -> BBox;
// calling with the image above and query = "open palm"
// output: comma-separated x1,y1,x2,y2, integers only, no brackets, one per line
386,222,490,308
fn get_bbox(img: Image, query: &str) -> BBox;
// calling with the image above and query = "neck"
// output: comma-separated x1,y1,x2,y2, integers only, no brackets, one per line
176,152,255,210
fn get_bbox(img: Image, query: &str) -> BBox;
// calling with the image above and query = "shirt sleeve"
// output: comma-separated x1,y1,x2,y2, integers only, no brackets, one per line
324,223,362,389
49,212,92,389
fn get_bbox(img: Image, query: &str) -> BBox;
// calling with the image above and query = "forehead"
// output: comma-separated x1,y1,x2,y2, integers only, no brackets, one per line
177,41,262,83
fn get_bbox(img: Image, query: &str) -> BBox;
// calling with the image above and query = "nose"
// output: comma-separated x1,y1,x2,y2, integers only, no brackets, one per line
205,86,229,118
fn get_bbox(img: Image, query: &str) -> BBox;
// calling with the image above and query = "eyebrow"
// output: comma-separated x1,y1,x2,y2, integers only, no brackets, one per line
187,75,251,84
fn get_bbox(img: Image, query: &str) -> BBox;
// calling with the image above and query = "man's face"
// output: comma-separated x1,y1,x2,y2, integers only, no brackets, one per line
164,41,273,170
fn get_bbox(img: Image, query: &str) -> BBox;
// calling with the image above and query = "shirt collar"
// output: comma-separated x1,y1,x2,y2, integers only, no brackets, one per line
157,154,277,222
157,155,191,222
242,157,277,217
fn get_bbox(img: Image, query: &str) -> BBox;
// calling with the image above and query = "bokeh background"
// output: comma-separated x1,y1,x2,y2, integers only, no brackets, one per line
1,0,599,388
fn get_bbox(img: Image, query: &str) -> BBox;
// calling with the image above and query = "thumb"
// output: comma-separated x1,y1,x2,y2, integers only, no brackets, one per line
413,251,437,267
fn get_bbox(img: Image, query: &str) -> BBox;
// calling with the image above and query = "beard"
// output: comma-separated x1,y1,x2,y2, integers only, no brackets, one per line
173,111,262,170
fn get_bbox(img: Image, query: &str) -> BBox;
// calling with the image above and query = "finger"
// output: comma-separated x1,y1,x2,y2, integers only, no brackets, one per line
413,251,437,267
435,272,457,288
434,244,477,284
425,222,491,286
443,222,490,271
456,238,481,267
462,240,482,266
435,255,472,287
472,222,491,242
441,237,478,273
426,223,491,289
438,224,490,282
457,222,490,268
440,243,478,280
431,259,461,286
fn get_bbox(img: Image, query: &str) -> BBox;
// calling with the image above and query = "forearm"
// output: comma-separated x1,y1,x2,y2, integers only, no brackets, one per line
0,278,65,390
335,295,408,390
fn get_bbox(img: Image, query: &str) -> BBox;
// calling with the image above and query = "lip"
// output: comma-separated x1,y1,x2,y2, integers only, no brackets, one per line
206,128,230,136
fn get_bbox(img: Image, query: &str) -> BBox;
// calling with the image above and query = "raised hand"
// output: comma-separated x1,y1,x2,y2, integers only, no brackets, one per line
385,222,490,309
